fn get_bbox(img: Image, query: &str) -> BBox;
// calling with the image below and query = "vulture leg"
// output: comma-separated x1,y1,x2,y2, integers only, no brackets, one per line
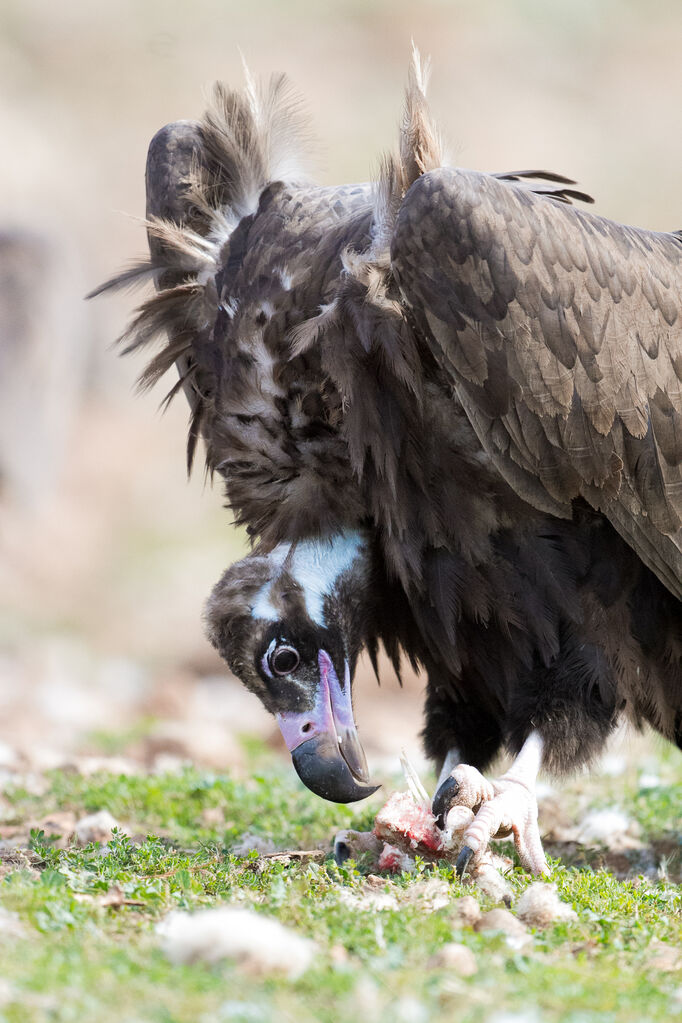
435,748,461,791
432,732,549,877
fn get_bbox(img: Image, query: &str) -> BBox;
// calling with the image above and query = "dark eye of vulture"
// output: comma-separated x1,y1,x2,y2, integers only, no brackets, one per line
93,52,682,875
269,645,300,676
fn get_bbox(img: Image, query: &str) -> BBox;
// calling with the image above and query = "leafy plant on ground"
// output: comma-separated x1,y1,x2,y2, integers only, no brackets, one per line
0,755,679,1023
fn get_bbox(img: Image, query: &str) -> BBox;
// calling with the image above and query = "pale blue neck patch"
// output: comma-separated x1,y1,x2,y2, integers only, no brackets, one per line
251,530,366,627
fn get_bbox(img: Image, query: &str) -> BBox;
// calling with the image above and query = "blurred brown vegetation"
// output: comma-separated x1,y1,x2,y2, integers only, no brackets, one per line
0,0,680,773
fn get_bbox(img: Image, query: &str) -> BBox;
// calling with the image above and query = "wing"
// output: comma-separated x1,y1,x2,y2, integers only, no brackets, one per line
391,168,682,598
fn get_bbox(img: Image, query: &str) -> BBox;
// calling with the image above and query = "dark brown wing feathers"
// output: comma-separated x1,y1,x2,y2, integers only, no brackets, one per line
94,61,682,606
391,167,682,597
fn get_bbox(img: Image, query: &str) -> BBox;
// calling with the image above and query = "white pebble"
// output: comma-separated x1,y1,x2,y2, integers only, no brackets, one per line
230,833,276,856
404,878,451,911
395,996,429,1023
0,742,18,769
428,942,477,976
214,1000,266,1022
474,908,527,938
157,906,315,978
516,883,577,928
0,908,26,940
337,888,399,912
576,808,639,850
0,979,17,1008
471,862,514,905
74,810,121,845
487,1013,543,1023
452,895,481,926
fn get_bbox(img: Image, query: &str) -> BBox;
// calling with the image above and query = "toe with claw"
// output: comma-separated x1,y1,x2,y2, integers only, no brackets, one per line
432,734,549,877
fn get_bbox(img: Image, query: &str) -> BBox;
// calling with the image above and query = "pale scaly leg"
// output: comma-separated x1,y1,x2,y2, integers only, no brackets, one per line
435,748,461,792
432,732,549,877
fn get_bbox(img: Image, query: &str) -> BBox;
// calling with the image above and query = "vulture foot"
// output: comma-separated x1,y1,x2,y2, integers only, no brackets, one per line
432,734,549,877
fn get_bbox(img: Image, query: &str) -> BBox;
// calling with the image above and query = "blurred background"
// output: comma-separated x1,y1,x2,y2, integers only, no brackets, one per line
1,0,681,780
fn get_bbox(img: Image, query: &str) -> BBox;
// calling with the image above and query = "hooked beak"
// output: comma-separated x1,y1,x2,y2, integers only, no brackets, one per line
275,650,380,803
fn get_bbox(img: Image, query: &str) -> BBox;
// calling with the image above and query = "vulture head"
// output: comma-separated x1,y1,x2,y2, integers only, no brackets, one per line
204,531,381,802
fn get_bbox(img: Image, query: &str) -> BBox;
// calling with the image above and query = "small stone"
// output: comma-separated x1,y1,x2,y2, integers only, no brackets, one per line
337,887,399,912
452,895,481,926
36,811,76,846
471,862,514,905
474,908,528,941
404,877,451,911
200,806,225,827
230,832,276,856
576,808,642,851
394,996,429,1023
354,977,380,1013
428,941,477,976
516,883,577,928
151,753,189,774
364,873,391,889
487,1012,544,1023
0,908,26,940
69,756,140,777
74,810,121,845
649,940,682,972
0,743,18,769
157,906,315,978
0,979,17,1008
98,884,145,909
330,943,349,965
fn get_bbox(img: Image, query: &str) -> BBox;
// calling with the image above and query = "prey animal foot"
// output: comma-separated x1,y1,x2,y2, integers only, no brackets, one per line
432,764,549,877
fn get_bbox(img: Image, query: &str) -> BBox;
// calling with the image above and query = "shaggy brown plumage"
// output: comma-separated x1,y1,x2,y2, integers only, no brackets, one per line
94,51,681,800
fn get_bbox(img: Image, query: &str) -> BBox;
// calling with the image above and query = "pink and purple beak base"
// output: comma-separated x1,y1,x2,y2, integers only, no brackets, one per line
275,650,379,803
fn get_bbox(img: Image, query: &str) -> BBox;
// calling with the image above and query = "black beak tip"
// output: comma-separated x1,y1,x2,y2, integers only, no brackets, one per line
291,734,380,804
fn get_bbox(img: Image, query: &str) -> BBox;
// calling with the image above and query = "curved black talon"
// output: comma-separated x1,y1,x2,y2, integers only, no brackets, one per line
456,845,474,878
432,775,460,829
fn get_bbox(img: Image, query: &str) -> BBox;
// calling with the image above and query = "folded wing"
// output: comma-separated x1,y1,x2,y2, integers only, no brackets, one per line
391,168,682,597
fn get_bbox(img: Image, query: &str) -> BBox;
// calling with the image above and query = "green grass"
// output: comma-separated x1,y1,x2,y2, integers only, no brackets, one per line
0,758,680,1023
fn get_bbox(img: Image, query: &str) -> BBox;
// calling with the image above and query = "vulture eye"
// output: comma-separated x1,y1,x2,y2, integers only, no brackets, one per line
269,644,300,676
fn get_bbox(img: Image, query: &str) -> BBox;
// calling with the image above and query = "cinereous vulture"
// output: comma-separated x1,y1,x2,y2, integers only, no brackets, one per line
94,52,681,875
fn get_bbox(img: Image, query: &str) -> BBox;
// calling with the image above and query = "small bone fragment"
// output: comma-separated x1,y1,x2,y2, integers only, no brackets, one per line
400,750,431,807
374,792,442,854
